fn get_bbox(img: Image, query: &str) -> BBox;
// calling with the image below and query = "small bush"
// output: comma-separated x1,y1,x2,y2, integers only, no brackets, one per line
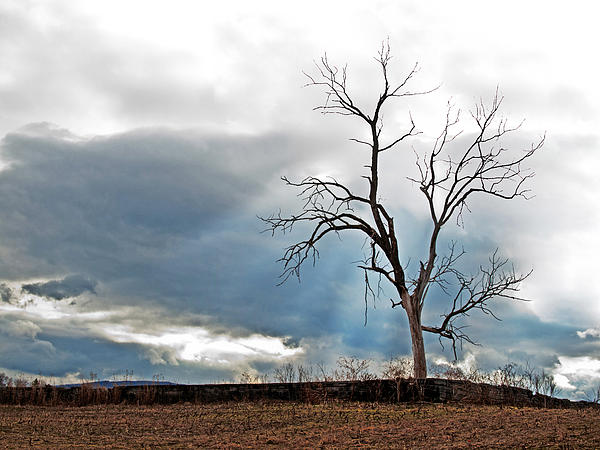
239,371,269,384
381,356,413,379
586,385,600,403
274,362,296,383
334,356,376,381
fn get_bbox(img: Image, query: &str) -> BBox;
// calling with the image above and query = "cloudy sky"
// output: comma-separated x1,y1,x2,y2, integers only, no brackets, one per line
0,0,599,398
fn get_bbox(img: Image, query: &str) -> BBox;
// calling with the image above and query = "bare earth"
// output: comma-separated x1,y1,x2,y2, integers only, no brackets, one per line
1,401,599,448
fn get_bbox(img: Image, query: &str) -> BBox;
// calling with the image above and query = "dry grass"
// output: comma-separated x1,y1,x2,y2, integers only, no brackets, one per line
1,401,599,448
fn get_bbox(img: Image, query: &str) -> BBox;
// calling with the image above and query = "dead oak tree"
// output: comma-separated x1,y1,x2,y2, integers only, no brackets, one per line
261,44,544,378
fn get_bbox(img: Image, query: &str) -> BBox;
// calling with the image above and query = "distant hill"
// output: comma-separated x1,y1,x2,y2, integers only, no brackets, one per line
56,380,179,388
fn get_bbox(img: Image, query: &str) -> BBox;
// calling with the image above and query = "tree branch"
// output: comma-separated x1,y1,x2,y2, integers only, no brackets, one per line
422,249,531,358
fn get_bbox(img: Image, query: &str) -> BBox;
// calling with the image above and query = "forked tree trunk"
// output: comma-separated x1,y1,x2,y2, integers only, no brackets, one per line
408,314,427,378
402,290,427,378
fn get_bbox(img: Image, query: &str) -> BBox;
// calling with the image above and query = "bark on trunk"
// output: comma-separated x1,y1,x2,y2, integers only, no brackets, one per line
402,290,427,378
409,312,427,378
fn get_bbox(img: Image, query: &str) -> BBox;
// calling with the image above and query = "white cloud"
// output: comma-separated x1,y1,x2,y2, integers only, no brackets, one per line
433,352,478,373
553,373,576,391
554,356,600,379
552,356,600,396
0,289,112,321
101,324,303,366
0,283,304,377
577,328,600,339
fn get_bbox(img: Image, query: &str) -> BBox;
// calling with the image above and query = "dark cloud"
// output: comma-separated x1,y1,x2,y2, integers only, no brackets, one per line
0,124,292,281
0,124,350,338
22,275,97,300
0,123,414,384
0,122,597,395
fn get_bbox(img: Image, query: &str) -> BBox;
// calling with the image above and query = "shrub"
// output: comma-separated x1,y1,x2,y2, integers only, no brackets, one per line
381,356,414,379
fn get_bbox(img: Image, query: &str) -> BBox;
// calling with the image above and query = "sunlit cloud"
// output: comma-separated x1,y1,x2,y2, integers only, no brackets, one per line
577,328,600,339
0,285,303,376
101,325,303,365
553,374,576,391
552,356,600,395
0,288,112,321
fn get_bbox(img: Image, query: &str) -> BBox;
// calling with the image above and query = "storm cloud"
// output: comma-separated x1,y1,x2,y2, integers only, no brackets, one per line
0,123,369,379
0,0,599,397
22,275,97,300
0,121,595,394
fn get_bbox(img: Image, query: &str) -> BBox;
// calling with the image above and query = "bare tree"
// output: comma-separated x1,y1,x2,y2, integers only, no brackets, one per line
261,43,543,378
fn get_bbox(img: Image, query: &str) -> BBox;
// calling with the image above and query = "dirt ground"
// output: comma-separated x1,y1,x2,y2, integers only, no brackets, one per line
0,401,599,448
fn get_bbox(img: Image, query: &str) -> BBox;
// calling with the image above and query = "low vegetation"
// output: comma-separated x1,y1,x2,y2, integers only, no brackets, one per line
241,357,565,397
1,401,599,448
2,357,599,406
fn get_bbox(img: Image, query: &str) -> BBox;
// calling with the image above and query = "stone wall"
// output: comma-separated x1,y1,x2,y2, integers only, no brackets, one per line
0,378,595,408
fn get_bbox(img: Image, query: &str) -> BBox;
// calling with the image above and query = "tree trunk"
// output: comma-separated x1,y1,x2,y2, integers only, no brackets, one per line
402,290,427,378
409,313,427,378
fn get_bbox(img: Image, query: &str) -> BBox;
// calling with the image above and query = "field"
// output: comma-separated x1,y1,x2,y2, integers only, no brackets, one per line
1,401,599,448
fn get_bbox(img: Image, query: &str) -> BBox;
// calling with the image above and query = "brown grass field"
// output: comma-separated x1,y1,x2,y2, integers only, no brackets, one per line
1,401,599,448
